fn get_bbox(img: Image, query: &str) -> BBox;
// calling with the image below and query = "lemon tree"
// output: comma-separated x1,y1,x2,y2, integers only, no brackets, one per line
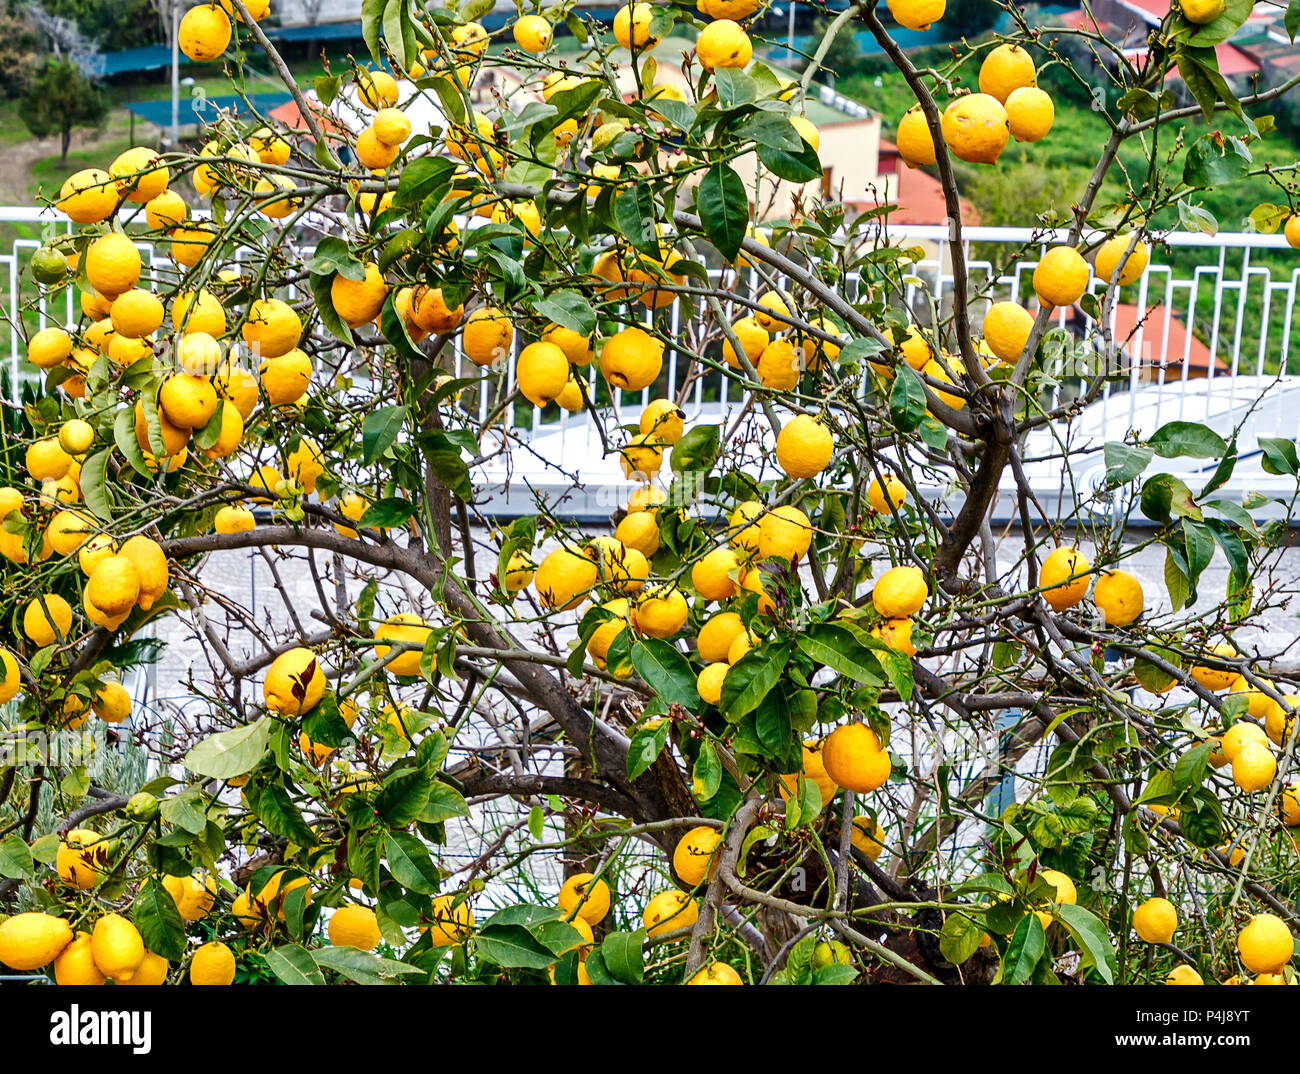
0,0,1299,988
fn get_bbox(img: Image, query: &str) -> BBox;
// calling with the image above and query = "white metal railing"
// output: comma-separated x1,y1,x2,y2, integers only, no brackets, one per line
4,211,1298,513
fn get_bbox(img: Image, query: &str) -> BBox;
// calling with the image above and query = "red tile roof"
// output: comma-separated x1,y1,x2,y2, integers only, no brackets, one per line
858,143,981,227
1071,302,1227,376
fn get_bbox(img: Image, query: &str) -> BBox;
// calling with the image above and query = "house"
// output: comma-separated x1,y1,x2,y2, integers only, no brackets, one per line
1064,301,1227,382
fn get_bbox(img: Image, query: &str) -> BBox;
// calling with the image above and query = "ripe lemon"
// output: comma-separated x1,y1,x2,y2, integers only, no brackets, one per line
872,565,928,618
424,895,474,946
173,287,227,335
462,307,513,365
753,290,790,332
600,327,663,392
729,499,764,552
896,106,936,167
330,263,388,327
851,815,887,860
501,550,536,592
697,19,752,70
696,661,729,705
517,341,571,406
145,189,188,231
867,474,906,513
28,327,72,369
134,398,189,457
776,415,833,479
118,950,168,986
756,338,800,390
727,630,754,664
885,0,945,30
738,564,775,615
513,14,553,51
1221,720,1269,762
613,1,658,49
1238,913,1294,974
54,931,107,986
286,437,325,493
558,873,611,925
612,511,660,559
619,432,665,479
1181,0,1225,22
58,419,95,457
160,373,218,429
85,233,141,297
822,722,891,793
0,912,74,970
110,289,165,339
215,504,254,534
1233,741,1277,792
978,44,1037,104
57,169,117,224
1033,246,1091,308
1092,569,1143,626
982,301,1035,363
1006,86,1055,142
372,107,412,146
202,400,244,460
1038,546,1090,610
784,741,839,806
722,317,768,368
1286,215,1300,250
1277,782,1300,826
24,593,73,646
688,962,742,984
873,616,916,656
90,913,145,983
263,646,327,715
698,611,746,663
375,612,433,676
643,890,698,938
673,826,721,887
413,286,465,332
162,873,217,921
91,679,130,724
190,940,236,985
639,399,685,445
692,547,739,601
57,828,110,889
27,436,73,480
758,504,813,562
1132,897,1178,944
790,115,819,152
941,94,1009,164
451,21,489,56
242,297,301,359
329,905,382,950
1039,868,1077,906
1094,234,1149,287
1189,642,1241,692
0,648,20,704
587,598,630,662
357,69,399,110
534,544,599,610
110,146,168,203
542,323,592,366
86,553,142,615
261,348,313,405
632,585,689,638
1166,964,1203,985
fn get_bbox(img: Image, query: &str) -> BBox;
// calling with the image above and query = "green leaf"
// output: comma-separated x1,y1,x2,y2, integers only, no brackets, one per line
692,738,723,801
614,182,660,256
308,271,354,345
133,879,186,961
1004,912,1046,985
695,162,748,261
78,448,112,521
362,405,407,466
939,911,984,965
0,834,34,879
627,720,671,780
472,924,558,969
587,929,646,985
183,717,271,779
1056,903,1117,984
1183,0,1255,46
1147,420,1227,459
312,946,421,984
671,423,719,473
890,363,927,431
795,624,884,688
1288,0,1299,42
418,782,470,825
631,639,700,711
359,496,415,529
266,943,328,985
1174,742,1211,791
719,642,791,722
533,291,595,336
757,137,822,183
249,783,317,846
383,830,441,894
1259,437,1299,476
376,767,433,827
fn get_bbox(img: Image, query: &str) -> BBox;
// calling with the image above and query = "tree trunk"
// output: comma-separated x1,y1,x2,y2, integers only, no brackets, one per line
60,127,71,165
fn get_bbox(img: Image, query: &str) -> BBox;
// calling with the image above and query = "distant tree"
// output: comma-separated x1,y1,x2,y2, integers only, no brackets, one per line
810,15,860,84
18,56,107,164
0,14,43,99
39,0,162,49
940,0,1002,36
